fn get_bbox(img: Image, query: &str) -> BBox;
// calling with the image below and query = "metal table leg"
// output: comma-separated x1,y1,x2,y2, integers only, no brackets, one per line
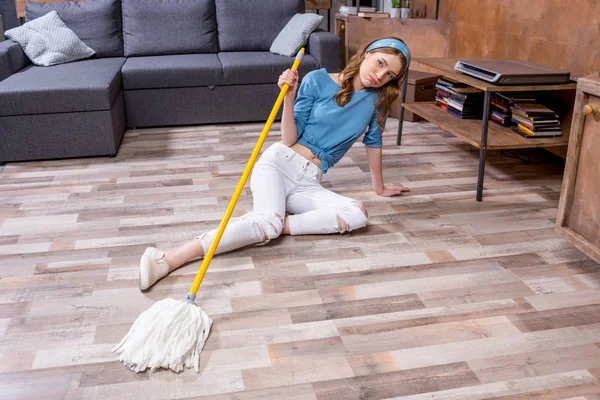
327,9,331,32
476,91,491,202
396,75,409,146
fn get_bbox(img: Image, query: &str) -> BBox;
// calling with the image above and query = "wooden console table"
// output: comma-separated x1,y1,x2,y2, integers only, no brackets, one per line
397,58,577,201
556,72,600,264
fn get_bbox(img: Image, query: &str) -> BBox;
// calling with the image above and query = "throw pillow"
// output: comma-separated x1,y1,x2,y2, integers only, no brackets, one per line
5,11,95,67
25,0,124,58
270,13,324,57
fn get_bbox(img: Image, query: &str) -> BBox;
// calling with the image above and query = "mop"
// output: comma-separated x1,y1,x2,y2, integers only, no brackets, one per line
112,49,305,373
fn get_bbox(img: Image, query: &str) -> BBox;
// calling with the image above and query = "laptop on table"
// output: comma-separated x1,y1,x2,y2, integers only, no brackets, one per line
454,59,571,85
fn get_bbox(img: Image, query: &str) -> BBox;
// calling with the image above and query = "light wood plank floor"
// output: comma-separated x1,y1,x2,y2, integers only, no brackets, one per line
1,119,599,400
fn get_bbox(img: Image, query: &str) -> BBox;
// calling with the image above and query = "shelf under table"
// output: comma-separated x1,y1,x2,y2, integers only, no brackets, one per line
403,102,569,150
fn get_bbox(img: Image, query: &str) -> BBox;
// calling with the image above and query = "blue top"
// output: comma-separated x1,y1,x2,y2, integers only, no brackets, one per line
293,68,385,174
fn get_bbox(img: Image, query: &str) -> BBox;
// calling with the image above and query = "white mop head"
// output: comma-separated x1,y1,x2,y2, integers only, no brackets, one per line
112,295,212,373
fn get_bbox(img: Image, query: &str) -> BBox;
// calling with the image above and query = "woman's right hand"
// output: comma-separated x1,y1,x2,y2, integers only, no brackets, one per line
278,69,299,99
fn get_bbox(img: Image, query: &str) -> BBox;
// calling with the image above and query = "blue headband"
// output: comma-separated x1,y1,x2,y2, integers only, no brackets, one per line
366,39,411,66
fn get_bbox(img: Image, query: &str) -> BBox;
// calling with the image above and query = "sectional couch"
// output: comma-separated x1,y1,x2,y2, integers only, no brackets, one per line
0,0,340,163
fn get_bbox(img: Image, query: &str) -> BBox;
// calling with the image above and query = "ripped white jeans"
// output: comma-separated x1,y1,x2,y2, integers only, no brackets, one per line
196,142,369,255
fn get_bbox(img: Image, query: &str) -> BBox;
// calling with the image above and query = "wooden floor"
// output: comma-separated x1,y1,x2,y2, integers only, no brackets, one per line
1,119,599,400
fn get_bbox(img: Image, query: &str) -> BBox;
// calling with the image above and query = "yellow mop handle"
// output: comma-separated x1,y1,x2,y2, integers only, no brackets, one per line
189,48,305,295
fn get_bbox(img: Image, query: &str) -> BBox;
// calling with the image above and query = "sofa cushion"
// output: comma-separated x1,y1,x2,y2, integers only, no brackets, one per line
122,54,226,89
218,52,319,85
6,11,96,67
216,0,304,51
0,57,125,117
25,0,123,58
122,0,218,56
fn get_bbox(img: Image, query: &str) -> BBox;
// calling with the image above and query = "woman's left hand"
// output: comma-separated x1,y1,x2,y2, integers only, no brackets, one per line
377,185,410,197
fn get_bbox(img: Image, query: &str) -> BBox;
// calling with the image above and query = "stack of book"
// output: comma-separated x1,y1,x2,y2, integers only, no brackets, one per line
339,5,376,15
489,92,537,127
357,11,389,17
510,103,562,138
435,78,484,119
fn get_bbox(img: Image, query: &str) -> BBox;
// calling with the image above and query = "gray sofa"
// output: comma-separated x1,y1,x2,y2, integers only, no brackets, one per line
0,0,340,163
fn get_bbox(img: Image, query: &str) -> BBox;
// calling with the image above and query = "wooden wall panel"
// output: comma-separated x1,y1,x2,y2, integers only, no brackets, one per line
339,16,449,65
439,0,600,78
410,0,438,19
16,0,84,18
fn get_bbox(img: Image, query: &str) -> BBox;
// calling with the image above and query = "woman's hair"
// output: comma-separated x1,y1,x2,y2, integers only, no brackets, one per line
335,36,409,130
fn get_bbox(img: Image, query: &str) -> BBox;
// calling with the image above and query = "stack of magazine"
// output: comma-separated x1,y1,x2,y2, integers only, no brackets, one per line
435,78,484,119
510,103,562,138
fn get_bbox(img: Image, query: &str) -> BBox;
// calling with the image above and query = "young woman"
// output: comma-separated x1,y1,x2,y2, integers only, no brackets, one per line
139,37,412,290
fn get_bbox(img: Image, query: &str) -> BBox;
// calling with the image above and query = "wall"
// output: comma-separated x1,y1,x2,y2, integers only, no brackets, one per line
439,0,600,78
333,0,600,78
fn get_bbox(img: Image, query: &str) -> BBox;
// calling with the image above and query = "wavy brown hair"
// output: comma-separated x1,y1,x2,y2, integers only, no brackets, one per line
335,37,409,130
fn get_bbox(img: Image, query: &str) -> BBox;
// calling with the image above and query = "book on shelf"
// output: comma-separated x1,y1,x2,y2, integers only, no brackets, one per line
508,100,562,138
510,103,560,135
511,125,562,139
491,110,510,127
485,92,562,139
511,113,559,128
433,77,563,138
511,103,558,117
435,78,483,119
488,92,540,128
339,6,376,15
357,12,389,17
437,77,468,89
495,92,537,105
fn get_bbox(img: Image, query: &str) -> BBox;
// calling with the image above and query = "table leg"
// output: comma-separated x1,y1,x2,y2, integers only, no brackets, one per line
476,91,491,202
327,9,331,32
396,75,409,146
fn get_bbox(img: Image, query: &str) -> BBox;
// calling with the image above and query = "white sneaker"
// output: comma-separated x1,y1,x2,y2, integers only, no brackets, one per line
139,247,170,290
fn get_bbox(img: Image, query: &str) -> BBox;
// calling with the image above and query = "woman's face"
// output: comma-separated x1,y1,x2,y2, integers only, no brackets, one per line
359,50,403,89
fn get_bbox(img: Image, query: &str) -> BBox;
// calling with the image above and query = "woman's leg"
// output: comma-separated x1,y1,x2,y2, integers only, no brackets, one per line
171,164,288,266
140,162,288,290
284,184,369,235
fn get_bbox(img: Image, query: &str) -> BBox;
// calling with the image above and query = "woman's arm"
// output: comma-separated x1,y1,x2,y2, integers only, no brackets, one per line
366,146,385,195
363,111,410,197
280,96,299,146
278,69,315,146
278,70,299,146
365,146,410,197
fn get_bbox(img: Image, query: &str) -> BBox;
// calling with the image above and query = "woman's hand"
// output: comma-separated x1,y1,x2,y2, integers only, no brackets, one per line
278,69,299,99
377,185,410,197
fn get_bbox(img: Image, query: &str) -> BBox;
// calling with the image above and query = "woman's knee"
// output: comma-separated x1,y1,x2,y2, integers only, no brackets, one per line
338,201,368,232
253,213,284,242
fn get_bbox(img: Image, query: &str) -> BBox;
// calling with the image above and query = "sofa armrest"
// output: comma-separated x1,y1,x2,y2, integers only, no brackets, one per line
307,29,341,72
0,40,29,82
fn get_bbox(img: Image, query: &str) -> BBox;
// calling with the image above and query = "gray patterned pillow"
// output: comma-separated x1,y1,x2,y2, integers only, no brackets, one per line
5,11,95,67
270,13,324,57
